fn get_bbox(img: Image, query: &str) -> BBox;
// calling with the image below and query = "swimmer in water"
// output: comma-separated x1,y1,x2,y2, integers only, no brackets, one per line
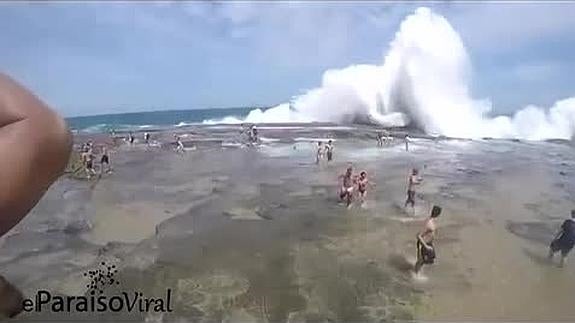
339,166,356,207
414,205,442,275
316,141,324,165
405,168,423,209
548,210,575,267
0,74,71,318
325,140,334,162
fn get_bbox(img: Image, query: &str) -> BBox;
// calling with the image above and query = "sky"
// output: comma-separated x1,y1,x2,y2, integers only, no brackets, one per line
0,1,574,117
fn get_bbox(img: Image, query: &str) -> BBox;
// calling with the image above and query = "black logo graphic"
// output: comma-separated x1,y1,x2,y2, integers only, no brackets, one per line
84,261,119,295
23,261,173,313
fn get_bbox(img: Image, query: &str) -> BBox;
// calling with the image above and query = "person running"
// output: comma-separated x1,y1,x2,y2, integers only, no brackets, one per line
384,130,392,145
325,140,334,162
357,171,374,205
377,131,384,147
548,210,575,267
175,135,185,153
251,125,258,143
414,205,442,275
316,141,324,164
82,148,96,179
128,132,135,145
405,168,423,208
0,74,71,319
339,166,356,207
144,132,151,145
100,145,111,174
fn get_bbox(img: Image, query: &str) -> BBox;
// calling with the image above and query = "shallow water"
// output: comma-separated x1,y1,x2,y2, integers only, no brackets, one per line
2,125,575,321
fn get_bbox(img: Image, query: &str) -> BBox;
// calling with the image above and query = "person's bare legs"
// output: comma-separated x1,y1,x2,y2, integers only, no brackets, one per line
360,191,366,206
346,190,353,207
414,259,424,274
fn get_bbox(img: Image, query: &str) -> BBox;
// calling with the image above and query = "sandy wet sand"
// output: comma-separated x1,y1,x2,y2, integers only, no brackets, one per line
1,125,575,322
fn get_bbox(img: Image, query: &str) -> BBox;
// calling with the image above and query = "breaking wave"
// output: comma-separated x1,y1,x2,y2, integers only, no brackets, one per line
206,7,575,140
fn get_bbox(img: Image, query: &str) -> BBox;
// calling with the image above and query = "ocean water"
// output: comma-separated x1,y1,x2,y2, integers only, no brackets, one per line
66,108,252,133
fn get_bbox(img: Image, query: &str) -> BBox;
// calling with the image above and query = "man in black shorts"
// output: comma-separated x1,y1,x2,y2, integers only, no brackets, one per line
100,145,111,174
325,140,334,162
414,205,442,275
405,168,422,208
548,210,575,267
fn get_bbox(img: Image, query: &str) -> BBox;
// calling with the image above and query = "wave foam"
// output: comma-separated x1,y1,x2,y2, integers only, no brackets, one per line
206,7,575,140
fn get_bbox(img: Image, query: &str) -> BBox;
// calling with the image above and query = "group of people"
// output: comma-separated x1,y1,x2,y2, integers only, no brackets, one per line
240,124,259,145
80,141,111,179
121,131,151,146
81,131,157,179
377,130,393,146
338,165,373,207
337,163,433,274
316,140,334,164
376,131,412,152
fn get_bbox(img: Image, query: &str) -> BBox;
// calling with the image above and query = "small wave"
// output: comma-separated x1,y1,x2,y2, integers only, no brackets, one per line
259,137,280,143
311,126,356,130
256,126,305,130
80,124,111,134
202,116,244,125
294,137,337,142
222,142,243,148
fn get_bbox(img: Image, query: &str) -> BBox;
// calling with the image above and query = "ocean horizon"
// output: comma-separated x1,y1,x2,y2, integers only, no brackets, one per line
66,107,256,133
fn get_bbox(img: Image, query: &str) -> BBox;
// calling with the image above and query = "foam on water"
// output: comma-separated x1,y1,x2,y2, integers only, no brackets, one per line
294,137,337,142
211,7,575,140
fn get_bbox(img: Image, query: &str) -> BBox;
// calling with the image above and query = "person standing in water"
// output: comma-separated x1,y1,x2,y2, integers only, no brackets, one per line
0,74,71,318
548,210,575,267
405,168,423,208
175,135,185,153
100,145,111,174
82,148,96,179
325,140,334,162
316,141,324,164
384,130,392,145
339,166,356,207
251,125,258,143
414,205,442,275
357,171,375,206
405,134,411,152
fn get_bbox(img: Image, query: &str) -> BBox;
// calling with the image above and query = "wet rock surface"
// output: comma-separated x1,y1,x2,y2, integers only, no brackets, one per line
2,126,575,321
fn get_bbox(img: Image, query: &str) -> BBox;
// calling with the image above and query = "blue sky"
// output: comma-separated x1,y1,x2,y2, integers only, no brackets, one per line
1,1,574,117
